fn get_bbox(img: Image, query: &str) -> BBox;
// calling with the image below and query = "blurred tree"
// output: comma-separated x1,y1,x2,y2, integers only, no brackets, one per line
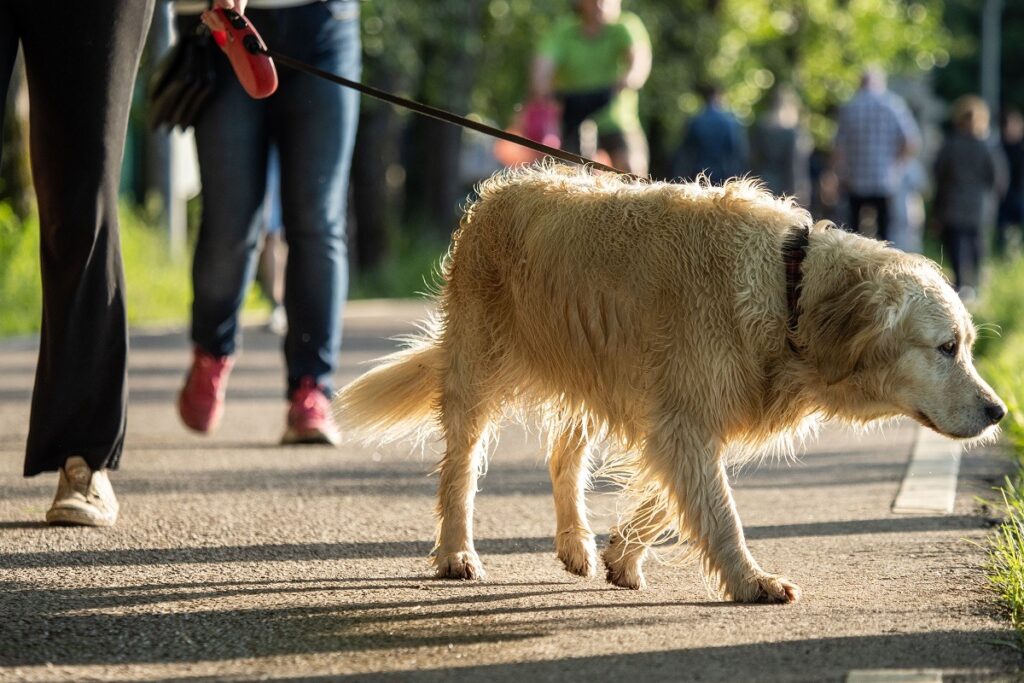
354,0,485,257
349,2,426,270
470,0,949,160
403,1,486,235
1,0,962,270
934,0,1024,117
350,95,402,272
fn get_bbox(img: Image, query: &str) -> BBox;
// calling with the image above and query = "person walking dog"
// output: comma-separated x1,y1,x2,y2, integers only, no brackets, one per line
175,0,360,445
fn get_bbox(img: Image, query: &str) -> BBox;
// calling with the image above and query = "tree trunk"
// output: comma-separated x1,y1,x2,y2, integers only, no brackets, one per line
351,100,400,271
416,116,465,235
404,2,485,236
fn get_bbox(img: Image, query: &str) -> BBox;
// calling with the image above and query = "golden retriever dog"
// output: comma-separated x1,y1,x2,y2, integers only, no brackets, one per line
333,164,1005,603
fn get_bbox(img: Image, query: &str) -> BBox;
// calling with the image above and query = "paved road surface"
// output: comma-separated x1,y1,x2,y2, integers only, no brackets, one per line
1,300,1020,681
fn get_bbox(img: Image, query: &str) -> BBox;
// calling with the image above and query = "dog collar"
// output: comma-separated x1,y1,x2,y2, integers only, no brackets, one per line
782,225,811,352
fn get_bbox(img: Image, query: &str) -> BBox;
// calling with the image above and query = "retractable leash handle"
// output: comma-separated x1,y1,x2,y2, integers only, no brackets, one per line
209,7,278,99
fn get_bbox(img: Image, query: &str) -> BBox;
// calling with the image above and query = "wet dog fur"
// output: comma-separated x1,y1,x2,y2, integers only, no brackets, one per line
333,164,1005,603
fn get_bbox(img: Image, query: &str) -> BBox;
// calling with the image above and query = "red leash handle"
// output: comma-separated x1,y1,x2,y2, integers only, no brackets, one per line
208,8,278,99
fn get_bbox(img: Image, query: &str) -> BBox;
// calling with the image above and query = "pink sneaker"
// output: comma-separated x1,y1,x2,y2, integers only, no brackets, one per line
178,347,234,433
282,377,340,445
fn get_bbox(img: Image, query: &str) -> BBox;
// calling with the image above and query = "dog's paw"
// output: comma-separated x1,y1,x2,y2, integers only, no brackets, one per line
602,536,647,590
730,573,801,604
434,550,485,580
556,532,598,578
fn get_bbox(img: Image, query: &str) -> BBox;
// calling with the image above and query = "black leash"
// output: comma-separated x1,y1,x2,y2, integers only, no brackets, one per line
255,46,633,178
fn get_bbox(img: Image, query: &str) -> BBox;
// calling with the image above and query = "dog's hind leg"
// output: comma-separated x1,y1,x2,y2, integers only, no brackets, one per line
655,433,800,603
548,422,597,577
602,488,674,590
432,359,495,580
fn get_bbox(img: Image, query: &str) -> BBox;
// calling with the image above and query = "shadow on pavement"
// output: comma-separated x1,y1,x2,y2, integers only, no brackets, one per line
0,447,936,502
0,579,1014,679
0,463,554,500
743,514,990,539
0,576,718,667
335,630,1021,682
0,512,987,569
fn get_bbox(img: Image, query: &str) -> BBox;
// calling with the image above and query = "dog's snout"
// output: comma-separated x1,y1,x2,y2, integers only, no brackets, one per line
984,400,1007,425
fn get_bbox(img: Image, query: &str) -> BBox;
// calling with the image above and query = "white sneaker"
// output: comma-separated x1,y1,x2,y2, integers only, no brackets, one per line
45,456,119,527
266,305,287,336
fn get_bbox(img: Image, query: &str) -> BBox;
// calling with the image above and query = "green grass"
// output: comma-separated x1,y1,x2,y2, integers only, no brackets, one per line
979,334,1024,459
0,204,195,337
348,233,449,300
0,202,43,336
0,202,277,337
0,199,450,338
972,255,1024,359
120,206,196,329
977,256,1024,646
988,480,1024,638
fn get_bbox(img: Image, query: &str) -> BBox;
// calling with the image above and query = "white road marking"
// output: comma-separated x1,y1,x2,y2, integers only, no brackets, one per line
847,670,942,683
891,426,961,515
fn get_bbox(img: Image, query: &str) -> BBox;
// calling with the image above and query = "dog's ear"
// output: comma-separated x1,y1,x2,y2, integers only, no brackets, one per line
804,279,902,385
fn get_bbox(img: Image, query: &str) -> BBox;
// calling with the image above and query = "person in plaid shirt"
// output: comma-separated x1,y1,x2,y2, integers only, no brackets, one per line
833,68,921,242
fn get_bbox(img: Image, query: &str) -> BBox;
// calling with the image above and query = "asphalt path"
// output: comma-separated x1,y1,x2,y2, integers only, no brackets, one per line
1,300,1021,682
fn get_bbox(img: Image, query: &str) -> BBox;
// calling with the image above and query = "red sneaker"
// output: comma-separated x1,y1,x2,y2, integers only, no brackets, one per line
282,377,340,445
178,347,234,433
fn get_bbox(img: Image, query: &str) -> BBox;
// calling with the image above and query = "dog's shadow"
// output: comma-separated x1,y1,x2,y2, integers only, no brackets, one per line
0,572,727,668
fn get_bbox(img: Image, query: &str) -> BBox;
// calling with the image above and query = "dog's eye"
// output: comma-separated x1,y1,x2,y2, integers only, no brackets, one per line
938,340,958,357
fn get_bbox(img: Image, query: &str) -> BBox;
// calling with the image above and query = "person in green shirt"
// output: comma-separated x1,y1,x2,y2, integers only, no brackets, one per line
530,0,652,175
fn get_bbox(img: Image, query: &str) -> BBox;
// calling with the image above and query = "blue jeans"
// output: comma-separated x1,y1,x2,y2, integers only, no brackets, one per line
180,1,360,396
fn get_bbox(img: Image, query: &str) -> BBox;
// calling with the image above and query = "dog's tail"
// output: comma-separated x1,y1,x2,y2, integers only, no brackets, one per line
332,339,444,444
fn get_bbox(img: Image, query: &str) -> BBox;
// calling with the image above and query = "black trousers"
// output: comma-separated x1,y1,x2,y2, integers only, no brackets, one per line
558,88,613,156
0,0,153,476
848,194,891,242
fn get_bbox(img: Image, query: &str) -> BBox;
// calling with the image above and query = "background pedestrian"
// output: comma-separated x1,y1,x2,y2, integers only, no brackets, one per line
833,67,921,241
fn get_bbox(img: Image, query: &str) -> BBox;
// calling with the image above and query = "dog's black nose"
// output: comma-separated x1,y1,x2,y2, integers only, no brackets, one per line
985,401,1007,425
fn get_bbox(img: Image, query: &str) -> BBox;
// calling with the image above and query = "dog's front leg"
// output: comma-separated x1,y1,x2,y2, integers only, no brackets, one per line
548,422,597,577
665,435,800,603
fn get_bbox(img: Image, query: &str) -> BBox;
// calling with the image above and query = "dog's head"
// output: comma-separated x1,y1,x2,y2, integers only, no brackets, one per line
801,241,1005,441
